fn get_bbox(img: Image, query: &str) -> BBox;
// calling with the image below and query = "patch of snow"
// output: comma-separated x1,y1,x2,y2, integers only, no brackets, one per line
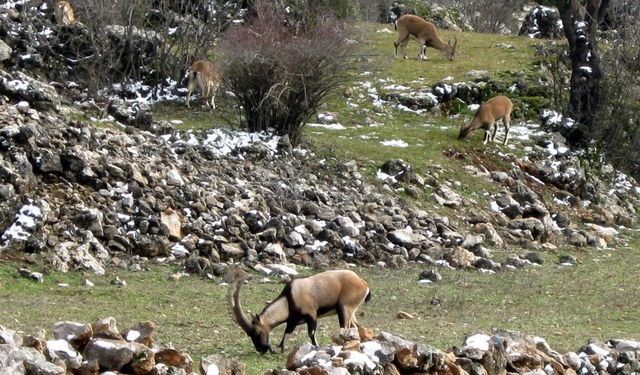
197,128,281,157
465,334,491,351
1,202,44,246
376,169,396,183
126,330,141,342
579,66,592,74
307,123,346,130
381,139,408,147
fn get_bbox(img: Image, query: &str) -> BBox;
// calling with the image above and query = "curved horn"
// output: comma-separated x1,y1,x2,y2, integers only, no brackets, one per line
227,274,254,335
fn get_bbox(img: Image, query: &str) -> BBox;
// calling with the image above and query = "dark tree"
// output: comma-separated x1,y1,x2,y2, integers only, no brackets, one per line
555,0,611,143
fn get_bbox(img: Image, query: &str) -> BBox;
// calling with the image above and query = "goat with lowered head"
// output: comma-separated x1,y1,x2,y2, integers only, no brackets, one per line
228,269,371,353
458,95,513,145
394,14,457,61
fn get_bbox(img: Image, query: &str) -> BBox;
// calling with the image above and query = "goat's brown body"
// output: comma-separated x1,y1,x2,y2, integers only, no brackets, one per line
458,96,513,145
186,59,221,111
394,14,456,61
54,1,75,26
228,270,371,353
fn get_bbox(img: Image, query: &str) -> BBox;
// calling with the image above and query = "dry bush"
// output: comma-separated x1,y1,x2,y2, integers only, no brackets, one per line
437,0,526,33
589,2,640,177
219,3,355,145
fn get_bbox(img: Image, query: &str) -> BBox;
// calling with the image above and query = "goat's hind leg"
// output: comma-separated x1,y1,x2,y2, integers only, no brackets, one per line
490,121,498,143
502,115,511,145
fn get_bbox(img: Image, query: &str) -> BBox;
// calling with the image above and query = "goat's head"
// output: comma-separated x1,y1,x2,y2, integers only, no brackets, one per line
228,275,272,354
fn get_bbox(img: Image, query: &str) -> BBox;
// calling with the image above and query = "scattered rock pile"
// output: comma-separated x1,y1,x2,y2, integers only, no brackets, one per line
275,328,640,375
0,318,244,375
0,0,639,278
1,67,639,278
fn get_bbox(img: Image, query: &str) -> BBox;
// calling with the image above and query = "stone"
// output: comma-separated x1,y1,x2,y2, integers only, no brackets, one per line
396,311,415,320
52,321,92,349
388,229,426,249
23,347,66,375
474,223,503,248
358,326,375,342
418,270,442,283
123,321,155,347
82,338,152,371
160,209,183,240
45,339,82,370
91,317,123,341
155,348,194,372
0,326,23,347
445,247,475,268
284,231,305,248
433,185,462,207
461,234,484,249
287,343,317,370
166,168,185,186
0,40,12,61
332,328,359,345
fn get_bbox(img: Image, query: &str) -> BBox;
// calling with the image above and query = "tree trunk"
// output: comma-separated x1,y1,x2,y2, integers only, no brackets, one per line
555,0,611,143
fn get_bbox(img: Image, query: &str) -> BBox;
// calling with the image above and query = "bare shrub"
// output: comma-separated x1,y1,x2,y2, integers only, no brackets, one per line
535,43,571,111
588,1,640,177
219,3,355,145
436,0,526,33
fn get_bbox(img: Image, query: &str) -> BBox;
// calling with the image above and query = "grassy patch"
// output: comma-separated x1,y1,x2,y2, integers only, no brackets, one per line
2,238,640,374
2,22,637,375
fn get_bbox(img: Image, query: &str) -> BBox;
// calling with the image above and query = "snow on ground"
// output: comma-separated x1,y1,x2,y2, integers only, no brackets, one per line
307,123,346,130
381,139,409,148
0,201,48,248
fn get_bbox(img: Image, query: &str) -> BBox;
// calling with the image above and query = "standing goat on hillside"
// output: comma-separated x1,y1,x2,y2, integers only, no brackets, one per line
458,96,513,145
186,59,221,111
54,1,75,26
394,14,457,61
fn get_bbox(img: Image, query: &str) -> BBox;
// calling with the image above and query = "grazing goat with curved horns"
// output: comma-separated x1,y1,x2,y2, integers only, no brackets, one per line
228,270,371,354
394,14,457,61
458,95,513,145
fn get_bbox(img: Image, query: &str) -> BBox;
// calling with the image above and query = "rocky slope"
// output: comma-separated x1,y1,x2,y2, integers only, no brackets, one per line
0,1,639,280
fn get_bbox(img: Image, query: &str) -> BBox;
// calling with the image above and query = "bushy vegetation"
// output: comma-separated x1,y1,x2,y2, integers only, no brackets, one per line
588,3,640,177
218,2,355,145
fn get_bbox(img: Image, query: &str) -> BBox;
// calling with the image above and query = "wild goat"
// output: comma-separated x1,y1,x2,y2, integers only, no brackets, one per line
54,1,75,26
228,269,371,353
186,59,221,111
394,14,457,61
458,95,513,145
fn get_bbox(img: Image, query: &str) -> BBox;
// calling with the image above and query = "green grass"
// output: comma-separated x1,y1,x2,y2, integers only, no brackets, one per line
2,23,638,375
2,238,640,374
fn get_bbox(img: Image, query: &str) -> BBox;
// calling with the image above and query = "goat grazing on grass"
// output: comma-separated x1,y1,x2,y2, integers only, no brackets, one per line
394,14,457,61
228,270,371,353
458,95,513,145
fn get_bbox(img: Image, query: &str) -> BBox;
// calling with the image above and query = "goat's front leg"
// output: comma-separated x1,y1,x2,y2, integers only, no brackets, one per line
306,318,318,346
279,321,297,353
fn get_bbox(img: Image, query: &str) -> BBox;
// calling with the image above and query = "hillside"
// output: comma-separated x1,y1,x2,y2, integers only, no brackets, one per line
1,4,640,375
